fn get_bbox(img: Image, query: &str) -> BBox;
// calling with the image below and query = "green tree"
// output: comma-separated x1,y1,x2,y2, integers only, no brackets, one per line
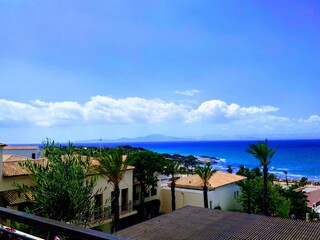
299,177,308,187
195,163,216,208
226,165,233,174
236,165,250,177
238,177,290,218
16,140,100,225
94,148,128,233
279,185,309,220
246,139,278,216
237,179,253,214
163,160,182,211
236,167,261,214
127,150,166,220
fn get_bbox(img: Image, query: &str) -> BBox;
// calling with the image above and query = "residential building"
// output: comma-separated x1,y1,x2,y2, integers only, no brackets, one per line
0,143,137,232
160,171,246,213
296,185,320,214
3,145,40,159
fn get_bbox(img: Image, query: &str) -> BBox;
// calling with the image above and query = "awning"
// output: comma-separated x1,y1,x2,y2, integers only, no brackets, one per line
0,190,33,205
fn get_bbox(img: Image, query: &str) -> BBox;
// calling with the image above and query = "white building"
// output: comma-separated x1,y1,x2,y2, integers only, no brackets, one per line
160,171,246,213
3,145,40,159
0,143,137,232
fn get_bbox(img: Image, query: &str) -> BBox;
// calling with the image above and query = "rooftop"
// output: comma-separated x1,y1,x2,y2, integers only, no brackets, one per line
172,171,246,190
3,146,39,150
1,154,134,178
116,205,320,240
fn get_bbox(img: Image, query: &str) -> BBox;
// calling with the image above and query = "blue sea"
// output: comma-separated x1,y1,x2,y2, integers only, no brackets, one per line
35,139,320,181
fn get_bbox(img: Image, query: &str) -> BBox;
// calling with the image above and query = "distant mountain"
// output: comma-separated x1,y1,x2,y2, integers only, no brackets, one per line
74,132,320,143
115,134,185,142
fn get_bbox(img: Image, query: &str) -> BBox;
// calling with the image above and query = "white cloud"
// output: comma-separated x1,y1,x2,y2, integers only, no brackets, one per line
302,115,320,124
175,89,200,96
186,100,279,123
83,96,187,124
0,96,188,127
0,97,319,136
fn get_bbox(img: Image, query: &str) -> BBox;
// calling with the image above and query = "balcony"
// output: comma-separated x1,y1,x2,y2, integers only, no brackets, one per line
0,207,127,239
84,202,137,228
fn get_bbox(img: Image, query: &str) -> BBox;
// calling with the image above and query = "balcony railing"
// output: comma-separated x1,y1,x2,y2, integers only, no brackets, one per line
0,207,127,240
88,202,135,224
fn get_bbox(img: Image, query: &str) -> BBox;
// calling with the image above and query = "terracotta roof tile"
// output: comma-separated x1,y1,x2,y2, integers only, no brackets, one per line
2,155,45,177
173,171,246,190
4,146,38,150
2,154,134,177
0,190,33,205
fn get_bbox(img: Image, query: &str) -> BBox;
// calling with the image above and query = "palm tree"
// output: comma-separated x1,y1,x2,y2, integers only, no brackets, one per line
246,139,278,216
195,162,216,208
164,160,182,211
94,148,128,233
283,170,288,187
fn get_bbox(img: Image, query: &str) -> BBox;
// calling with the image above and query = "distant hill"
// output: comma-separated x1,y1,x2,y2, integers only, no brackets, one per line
74,132,320,143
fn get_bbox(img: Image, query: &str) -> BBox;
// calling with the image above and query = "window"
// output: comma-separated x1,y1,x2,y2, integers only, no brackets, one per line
121,188,128,211
151,188,157,196
32,153,36,159
133,186,139,201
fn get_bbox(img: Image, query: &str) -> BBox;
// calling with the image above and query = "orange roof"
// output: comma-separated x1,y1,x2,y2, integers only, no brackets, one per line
4,145,38,150
2,154,134,177
173,171,246,190
0,190,33,205
2,154,45,177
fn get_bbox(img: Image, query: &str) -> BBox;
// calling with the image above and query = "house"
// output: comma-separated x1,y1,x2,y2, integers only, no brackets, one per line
296,185,320,214
116,205,320,240
0,143,137,232
3,145,40,159
160,171,246,213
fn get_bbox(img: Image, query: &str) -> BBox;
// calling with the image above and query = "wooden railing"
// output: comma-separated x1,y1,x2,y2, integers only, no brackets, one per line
0,207,127,240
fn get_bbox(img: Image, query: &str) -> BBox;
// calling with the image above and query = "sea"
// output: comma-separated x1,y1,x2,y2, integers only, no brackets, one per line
30,139,320,181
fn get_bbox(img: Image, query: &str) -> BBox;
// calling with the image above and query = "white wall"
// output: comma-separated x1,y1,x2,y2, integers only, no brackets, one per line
4,149,40,159
160,183,243,213
209,183,242,210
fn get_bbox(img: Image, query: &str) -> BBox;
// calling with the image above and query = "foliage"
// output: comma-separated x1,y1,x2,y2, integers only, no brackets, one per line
127,150,166,220
94,148,128,232
15,140,100,225
246,139,278,216
195,162,216,208
279,185,309,220
298,177,309,187
238,177,290,217
236,165,261,179
226,165,232,173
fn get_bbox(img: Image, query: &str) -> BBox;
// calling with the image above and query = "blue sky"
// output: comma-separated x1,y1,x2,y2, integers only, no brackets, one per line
0,0,319,143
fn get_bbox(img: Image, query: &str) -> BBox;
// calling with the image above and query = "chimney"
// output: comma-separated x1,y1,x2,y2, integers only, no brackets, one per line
0,142,7,178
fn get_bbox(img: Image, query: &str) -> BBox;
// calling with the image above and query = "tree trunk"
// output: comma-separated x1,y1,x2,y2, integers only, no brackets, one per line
140,183,146,221
112,184,120,233
247,182,251,214
263,166,269,216
171,176,176,211
203,185,208,208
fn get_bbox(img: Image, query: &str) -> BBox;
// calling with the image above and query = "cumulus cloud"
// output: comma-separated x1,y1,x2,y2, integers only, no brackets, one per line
186,100,279,123
0,96,188,127
0,97,318,134
175,89,200,96
302,115,320,124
